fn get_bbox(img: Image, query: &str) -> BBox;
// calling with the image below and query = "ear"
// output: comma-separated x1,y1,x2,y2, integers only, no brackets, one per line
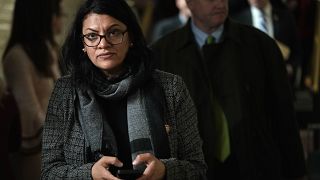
82,48,86,52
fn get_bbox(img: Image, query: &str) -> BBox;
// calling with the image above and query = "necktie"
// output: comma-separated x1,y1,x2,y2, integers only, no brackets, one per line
205,36,230,162
203,36,230,162
259,9,268,33
206,35,215,45
212,95,230,162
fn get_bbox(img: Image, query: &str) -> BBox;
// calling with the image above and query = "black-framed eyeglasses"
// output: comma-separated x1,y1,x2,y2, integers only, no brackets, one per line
82,28,128,47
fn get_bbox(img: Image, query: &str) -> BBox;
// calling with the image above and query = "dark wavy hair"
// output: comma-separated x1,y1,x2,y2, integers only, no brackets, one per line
2,0,59,77
61,0,154,87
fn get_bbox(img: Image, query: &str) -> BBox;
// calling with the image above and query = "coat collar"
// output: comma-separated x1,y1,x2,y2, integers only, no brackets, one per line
175,18,243,51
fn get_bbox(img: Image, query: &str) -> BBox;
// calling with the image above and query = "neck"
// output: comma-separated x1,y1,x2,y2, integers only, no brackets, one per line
103,66,128,81
195,22,219,34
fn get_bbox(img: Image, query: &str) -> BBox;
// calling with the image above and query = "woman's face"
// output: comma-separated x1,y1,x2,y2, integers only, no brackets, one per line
82,13,130,76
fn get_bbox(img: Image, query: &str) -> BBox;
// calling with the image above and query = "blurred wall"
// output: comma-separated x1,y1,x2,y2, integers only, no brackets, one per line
310,0,320,92
0,0,14,80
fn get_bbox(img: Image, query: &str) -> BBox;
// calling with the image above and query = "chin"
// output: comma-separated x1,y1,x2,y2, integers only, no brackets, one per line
100,64,122,73
98,64,115,71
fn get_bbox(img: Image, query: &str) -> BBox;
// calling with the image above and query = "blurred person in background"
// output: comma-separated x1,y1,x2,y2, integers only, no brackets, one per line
233,0,302,89
131,0,155,40
151,0,191,42
0,77,20,179
52,0,65,39
1,0,61,179
228,0,248,16
285,0,317,90
153,0,179,24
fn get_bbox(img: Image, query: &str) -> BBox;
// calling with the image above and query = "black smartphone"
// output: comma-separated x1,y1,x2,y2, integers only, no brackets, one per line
117,169,143,179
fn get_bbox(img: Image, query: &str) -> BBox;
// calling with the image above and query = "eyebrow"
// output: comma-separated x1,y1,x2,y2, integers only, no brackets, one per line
83,24,124,32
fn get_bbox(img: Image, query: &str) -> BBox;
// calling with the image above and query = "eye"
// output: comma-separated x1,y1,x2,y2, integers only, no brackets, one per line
84,33,99,41
108,29,122,37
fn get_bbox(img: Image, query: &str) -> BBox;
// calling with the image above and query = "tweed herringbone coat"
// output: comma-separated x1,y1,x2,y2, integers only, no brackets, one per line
41,70,207,179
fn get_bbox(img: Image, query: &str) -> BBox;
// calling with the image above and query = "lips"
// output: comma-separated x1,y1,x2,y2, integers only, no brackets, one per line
97,52,115,59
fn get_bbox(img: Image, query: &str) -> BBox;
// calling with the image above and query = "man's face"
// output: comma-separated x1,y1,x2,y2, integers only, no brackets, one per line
187,0,228,33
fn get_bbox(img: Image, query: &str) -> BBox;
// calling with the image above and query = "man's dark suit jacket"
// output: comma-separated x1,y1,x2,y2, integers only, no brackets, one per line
152,19,306,179
233,6,301,86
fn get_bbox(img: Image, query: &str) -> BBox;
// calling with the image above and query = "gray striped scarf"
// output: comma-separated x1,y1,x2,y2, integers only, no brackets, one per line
75,64,170,167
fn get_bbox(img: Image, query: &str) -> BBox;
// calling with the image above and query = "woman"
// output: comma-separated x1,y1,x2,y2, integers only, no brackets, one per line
41,0,206,179
2,0,61,179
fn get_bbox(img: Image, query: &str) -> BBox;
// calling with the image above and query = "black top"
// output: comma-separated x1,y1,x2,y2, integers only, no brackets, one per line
98,97,133,170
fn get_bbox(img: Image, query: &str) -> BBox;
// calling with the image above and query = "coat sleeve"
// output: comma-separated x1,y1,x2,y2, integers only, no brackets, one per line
264,37,307,178
41,78,94,179
160,74,207,180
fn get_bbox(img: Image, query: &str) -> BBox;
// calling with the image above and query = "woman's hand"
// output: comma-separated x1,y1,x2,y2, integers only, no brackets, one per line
133,153,165,180
91,156,123,180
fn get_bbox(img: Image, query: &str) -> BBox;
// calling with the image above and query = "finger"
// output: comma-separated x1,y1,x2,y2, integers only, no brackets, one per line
105,173,122,180
99,156,123,167
105,171,122,180
143,161,156,175
103,166,123,180
92,161,121,180
136,175,148,180
132,153,154,165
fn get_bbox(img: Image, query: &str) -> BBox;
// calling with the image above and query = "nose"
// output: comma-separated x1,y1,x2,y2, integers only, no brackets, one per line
98,36,112,48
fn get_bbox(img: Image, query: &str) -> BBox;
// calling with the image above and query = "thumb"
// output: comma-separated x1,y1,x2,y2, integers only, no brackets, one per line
100,156,123,168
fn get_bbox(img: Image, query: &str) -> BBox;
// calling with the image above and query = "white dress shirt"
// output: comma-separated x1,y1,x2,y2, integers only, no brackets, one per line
250,3,274,38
